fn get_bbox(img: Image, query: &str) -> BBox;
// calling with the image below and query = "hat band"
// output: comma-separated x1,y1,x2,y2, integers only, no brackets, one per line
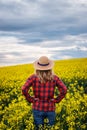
38,62,49,66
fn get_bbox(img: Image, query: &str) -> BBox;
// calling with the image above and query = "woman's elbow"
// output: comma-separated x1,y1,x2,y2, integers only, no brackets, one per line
21,86,26,95
64,87,67,95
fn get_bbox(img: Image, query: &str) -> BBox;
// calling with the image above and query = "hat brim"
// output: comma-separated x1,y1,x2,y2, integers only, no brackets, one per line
33,60,54,70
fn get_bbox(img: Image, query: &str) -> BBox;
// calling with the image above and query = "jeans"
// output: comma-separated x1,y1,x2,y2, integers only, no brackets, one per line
33,109,56,129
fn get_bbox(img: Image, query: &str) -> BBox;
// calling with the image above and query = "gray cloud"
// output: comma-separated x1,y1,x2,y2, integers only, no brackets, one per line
0,0,87,34
0,34,87,66
0,0,87,66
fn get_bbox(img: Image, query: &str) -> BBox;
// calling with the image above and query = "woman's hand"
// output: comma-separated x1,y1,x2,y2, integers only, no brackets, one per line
34,98,39,101
50,99,54,102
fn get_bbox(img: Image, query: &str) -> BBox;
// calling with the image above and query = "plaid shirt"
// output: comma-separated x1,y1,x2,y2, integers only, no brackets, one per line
22,74,67,112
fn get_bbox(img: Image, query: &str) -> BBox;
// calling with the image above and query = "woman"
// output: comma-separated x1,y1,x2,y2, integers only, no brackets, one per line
22,56,67,129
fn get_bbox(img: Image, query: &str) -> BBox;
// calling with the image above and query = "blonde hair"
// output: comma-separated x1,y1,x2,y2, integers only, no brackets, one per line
35,69,54,83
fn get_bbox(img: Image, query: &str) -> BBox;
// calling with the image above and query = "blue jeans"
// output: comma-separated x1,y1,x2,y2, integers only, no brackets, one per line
33,109,56,128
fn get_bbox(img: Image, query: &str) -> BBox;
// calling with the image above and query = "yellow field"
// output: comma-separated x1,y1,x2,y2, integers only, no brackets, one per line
0,58,87,130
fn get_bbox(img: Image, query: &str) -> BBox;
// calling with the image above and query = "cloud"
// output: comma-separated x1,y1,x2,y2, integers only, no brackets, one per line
0,34,87,66
0,0,87,66
0,36,53,66
40,34,87,48
0,0,87,35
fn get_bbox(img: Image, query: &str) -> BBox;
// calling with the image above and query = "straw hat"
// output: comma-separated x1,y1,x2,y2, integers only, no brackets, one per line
33,56,54,70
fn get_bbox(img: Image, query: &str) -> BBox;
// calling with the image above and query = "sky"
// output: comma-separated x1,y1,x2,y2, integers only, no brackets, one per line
0,0,87,66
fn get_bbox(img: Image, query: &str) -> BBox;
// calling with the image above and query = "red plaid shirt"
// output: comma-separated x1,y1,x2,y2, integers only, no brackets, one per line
22,74,67,112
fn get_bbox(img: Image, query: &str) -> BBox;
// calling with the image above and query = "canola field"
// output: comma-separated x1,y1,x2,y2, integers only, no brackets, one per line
0,58,87,130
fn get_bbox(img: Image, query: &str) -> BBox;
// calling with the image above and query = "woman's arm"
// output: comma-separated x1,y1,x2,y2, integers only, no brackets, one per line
54,76,67,103
22,75,34,103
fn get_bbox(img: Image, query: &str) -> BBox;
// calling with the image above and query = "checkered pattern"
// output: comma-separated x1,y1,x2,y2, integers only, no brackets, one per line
22,74,67,111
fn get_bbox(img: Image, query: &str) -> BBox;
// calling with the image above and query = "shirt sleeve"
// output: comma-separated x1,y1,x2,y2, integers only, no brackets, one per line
54,76,67,103
21,75,34,103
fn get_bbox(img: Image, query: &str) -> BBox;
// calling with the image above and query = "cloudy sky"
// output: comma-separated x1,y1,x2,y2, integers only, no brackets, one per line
0,0,87,66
